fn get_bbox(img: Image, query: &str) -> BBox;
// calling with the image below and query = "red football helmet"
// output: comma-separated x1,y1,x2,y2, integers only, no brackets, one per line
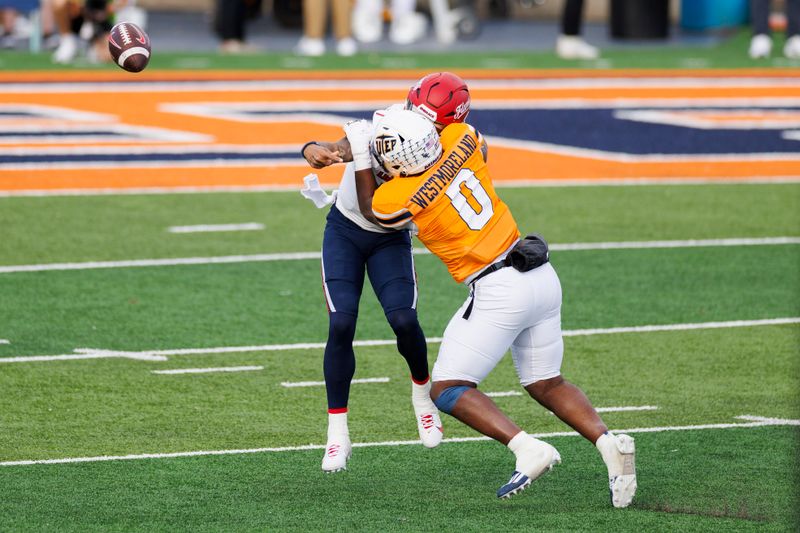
406,72,470,128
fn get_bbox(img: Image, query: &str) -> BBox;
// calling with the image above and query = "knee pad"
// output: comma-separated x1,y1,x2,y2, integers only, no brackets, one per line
328,312,357,346
386,308,421,335
433,385,471,414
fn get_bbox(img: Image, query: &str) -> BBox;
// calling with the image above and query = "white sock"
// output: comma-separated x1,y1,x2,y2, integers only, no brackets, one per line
596,431,619,477
508,431,559,478
327,412,349,441
411,379,432,401
507,431,529,453
508,431,537,473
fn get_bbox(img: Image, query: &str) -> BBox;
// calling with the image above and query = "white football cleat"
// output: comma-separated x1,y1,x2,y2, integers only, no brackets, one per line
321,437,352,473
784,35,800,59
411,381,443,448
295,37,325,57
597,433,637,508
415,409,443,448
749,34,773,59
498,439,561,499
556,35,599,60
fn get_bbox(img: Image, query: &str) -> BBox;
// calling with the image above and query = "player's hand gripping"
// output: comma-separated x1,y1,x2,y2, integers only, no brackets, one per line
303,143,344,169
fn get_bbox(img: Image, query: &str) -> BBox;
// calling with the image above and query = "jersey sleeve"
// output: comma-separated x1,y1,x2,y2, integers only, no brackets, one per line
372,186,414,229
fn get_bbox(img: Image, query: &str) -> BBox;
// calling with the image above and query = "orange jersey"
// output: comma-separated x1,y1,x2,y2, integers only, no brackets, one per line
372,123,520,283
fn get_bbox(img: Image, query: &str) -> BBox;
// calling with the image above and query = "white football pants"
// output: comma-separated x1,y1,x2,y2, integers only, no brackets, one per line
432,262,564,386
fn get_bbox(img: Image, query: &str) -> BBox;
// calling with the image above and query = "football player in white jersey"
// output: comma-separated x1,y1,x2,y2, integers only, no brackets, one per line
300,73,471,472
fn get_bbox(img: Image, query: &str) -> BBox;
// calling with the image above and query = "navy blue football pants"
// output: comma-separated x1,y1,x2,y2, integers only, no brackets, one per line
321,206,429,410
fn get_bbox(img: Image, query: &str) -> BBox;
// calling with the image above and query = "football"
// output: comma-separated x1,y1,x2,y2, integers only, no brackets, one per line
108,22,151,73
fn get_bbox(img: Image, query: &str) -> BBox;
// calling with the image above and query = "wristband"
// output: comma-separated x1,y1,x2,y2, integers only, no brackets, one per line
352,152,372,172
300,141,319,158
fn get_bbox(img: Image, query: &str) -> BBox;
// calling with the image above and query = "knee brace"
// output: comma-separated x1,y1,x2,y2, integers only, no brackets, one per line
433,385,471,414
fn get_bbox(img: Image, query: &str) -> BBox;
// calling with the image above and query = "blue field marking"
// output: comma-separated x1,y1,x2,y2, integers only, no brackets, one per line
0,130,130,138
4,102,799,168
467,108,800,155
0,151,299,165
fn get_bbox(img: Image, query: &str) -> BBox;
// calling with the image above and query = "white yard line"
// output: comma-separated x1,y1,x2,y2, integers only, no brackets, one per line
596,405,659,413
0,236,797,274
0,252,322,274
485,391,524,397
0,339,9,345
152,366,263,375
561,318,800,337
281,377,390,388
1,317,797,365
546,405,659,414
1,415,796,467
167,223,265,234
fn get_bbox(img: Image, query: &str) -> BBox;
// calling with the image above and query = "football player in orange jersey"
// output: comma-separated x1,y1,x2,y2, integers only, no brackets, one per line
345,109,637,506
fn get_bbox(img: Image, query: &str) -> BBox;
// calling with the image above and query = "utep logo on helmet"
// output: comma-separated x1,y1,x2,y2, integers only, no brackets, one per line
374,134,397,155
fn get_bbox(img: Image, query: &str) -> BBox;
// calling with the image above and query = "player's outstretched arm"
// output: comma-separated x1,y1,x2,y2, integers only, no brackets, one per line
343,119,381,224
301,136,353,169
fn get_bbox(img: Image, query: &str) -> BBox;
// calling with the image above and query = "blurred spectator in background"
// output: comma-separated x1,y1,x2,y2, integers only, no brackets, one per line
351,0,426,45
555,0,598,59
214,0,260,54
749,0,800,58
1,0,38,48
50,0,127,63
1,5,21,47
295,0,356,56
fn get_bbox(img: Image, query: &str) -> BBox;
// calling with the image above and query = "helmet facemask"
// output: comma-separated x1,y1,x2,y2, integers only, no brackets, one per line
373,110,443,178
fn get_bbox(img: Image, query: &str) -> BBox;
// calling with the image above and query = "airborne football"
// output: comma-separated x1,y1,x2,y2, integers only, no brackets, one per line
108,22,151,73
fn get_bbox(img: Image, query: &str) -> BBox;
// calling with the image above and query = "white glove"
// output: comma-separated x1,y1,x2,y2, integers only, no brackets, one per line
343,119,373,171
300,173,337,208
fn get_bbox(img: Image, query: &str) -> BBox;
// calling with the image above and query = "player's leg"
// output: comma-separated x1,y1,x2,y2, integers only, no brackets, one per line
296,0,326,56
365,231,442,447
749,0,772,58
319,209,369,471
331,0,357,56
513,263,636,507
784,0,800,58
51,0,78,63
430,269,560,497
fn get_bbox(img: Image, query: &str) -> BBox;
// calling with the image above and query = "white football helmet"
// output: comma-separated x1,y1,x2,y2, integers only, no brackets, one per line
372,110,443,178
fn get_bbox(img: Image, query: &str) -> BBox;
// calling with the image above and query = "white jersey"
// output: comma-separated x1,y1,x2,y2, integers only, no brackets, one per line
333,104,405,233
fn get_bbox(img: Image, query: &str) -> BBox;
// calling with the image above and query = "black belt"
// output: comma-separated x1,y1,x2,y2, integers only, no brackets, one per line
470,258,510,286
462,259,511,319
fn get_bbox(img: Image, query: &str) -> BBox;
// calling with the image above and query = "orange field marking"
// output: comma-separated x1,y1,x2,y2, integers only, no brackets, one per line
2,72,799,193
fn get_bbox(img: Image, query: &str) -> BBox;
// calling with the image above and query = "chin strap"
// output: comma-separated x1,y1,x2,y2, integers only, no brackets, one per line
300,173,337,209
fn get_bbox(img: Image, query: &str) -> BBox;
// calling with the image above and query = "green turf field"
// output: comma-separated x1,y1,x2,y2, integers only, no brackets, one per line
1,183,798,531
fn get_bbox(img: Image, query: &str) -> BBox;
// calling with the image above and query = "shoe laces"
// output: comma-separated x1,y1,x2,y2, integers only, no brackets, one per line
326,444,341,457
419,413,435,431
